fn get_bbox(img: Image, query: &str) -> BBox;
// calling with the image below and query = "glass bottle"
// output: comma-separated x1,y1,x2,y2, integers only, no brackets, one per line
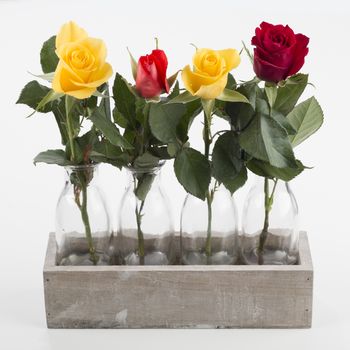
117,162,175,265
180,181,239,265
241,177,299,265
55,164,112,266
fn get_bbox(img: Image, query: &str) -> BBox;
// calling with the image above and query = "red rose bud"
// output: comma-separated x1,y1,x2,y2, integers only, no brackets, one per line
251,22,309,83
136,49,170,98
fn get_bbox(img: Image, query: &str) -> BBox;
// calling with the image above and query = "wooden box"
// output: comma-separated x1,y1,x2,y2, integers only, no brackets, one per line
43,232,313,328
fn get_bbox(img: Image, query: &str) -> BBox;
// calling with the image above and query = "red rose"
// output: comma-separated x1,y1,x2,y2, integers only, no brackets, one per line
251,22,309,83
135,49,170,98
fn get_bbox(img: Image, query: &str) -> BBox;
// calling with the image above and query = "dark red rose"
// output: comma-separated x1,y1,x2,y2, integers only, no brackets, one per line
135,49,170,98
251,22,309,83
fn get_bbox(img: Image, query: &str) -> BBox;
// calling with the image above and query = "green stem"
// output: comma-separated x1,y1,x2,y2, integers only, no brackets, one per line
133,176,145,265
135,200,145,265
65,96,76,162
203,109,211,159
203,107,213,261
205,191,213,259
257,177,278,265
81,183,98,265
65,96,97,265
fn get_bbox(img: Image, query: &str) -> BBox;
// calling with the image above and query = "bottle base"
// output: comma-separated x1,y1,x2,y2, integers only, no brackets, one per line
182,251,238,265
58,252,111,266
123,251,170,265
241,248,298,265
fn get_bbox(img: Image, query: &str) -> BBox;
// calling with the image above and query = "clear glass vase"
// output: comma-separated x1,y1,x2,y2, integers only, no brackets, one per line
55,164,112,266
241,177,299,265
180,182,239,265
117,163,175,265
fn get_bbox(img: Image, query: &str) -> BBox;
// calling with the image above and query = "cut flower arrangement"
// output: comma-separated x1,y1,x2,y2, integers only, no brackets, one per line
17,21,323,267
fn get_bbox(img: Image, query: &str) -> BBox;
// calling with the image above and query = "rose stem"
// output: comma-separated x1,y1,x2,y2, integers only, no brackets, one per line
257,177,278,265
203,102,213,262
133,175,145,265
65,95,98,265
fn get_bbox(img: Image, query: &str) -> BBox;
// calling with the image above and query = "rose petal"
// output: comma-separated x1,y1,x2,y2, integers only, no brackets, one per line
181,65,198,95
253,50,289,82
74,63,113,88
66,87,96,99
56,21,88,49
194,74,227,99
136,56,163,98
217,49,241,72
287,33,309,76
150,49,169,93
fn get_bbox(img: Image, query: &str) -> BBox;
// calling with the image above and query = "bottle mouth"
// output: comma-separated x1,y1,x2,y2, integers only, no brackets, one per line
64,163,98,171
125,160,165,174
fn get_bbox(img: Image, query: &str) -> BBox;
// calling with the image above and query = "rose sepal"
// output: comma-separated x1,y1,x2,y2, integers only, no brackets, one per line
216,88,250,103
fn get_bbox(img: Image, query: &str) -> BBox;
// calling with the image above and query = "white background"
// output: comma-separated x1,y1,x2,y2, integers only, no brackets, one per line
1,0,349,348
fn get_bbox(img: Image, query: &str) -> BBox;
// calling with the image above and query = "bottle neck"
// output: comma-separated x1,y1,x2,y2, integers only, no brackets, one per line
254,176,290,192
125,164,163,188
64,164,98,186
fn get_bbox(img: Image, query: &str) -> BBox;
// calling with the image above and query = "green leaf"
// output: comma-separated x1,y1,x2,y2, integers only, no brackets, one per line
212,131,244,194
90,139,129,168
134,152,160,169
174,147,211,200
112,73,137,128
134,173,156,201
239,99,297,168
216,88,250,103
149,146,172,160
247,158,305,181
265,83,277,107
271,109,296,135
287,96,324,147
17,81,52,112
99,86,112,121
149,102,186,143
274,74,308,115
176,98,202,142
92,139,123,159
76,129,99,162
224,83,258,131
135,98,147,125
226,73,237,89
166,91,199,104
113,109,129,128
51,99,68,145
89,102,133,149
167,142,181,157
34,149,70,166
40,36,59,74
223,167,247,194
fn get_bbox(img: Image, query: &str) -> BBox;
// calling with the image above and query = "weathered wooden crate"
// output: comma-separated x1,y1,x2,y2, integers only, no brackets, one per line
43,232,313,329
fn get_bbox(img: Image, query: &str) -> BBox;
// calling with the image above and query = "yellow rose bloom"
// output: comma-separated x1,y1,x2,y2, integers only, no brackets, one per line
182,48,240,99
52,21,113,99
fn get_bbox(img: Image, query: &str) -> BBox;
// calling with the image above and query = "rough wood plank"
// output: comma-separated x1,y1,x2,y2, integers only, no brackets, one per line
43,232,313,329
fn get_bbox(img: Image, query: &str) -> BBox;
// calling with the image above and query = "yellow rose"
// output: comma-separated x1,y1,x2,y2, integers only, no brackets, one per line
52,21,113,99
182,48,240,99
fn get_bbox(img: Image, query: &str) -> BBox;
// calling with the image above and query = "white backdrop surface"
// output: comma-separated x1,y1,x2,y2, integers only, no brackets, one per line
0,0,350,349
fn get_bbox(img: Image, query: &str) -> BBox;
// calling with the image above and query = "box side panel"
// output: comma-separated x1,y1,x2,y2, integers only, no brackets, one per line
44,269,312,328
